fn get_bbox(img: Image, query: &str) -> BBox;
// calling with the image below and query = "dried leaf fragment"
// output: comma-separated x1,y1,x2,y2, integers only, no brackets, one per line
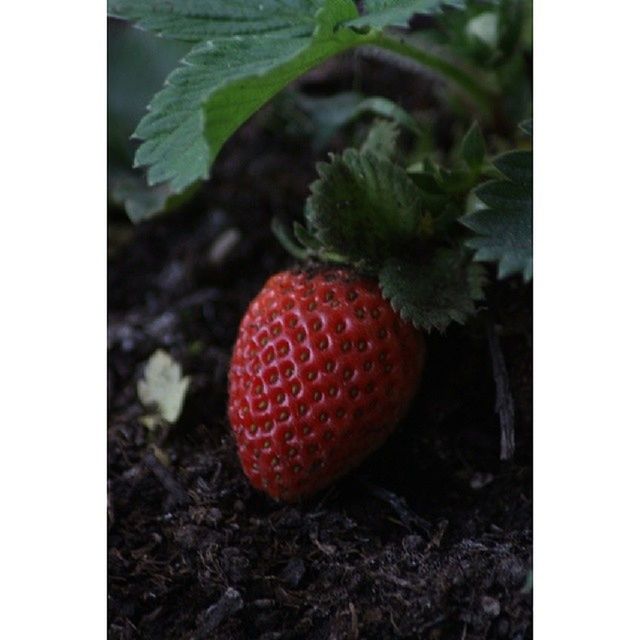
137,349,190,424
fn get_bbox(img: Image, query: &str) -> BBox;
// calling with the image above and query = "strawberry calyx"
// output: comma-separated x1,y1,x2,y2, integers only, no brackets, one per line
271,136,489,334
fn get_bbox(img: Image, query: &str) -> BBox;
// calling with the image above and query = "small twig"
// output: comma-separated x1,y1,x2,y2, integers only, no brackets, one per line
487,322,516,461
358,479,432,536
349,602,359,640
143,449,190,506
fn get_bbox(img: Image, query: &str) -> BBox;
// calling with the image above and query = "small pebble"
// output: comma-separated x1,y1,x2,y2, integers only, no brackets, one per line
481,595,501,618
470,472,494,490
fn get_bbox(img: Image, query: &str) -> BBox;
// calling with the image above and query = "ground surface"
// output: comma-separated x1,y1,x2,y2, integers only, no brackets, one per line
108,55,532,640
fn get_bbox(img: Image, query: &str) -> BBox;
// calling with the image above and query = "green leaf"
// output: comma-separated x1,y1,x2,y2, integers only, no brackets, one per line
137,350,190,424
360,119,400,159
493,149,531,187
432,167,475,195
461,150,532,281
355,97,422,135
109,0,476,204
294,90,421,150
296,92,421,134
347,0,465,30
466,10,499,48
107,0,323,42
108,23,192,220
108,169,196,223
108,24,189,163
306,148,429,267
379,248,486,333
120,0,367,193
294,91,366,149
460,121,486,170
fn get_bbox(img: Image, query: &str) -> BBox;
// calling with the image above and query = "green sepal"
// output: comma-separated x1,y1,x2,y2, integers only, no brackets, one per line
306,148,432,268
378,247,487,333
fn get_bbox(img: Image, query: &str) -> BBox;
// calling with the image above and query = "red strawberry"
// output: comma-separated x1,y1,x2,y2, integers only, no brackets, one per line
228,268,425,501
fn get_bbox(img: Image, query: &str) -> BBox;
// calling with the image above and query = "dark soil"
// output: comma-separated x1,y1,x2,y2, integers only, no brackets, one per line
108,55,532,640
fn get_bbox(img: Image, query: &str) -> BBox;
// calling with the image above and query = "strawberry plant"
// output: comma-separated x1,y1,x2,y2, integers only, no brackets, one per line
108,0,532,498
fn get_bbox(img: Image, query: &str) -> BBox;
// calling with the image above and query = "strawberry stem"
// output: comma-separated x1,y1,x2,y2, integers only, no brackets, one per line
369,33,496,115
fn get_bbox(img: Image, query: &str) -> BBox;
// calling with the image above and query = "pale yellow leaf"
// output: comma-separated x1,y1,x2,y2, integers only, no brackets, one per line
137,349,190,424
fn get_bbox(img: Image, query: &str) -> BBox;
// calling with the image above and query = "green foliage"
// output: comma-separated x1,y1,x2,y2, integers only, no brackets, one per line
346,0,465,30
405,120,490,234
270,217,312,261
107,0,323,41
306,149,430,268
460,121,486,171
493,149,531,187
351,97,422,136
108,25,189,162
108,0,533,333
291,91,421,151
360,120,401,159
411,0,532,128
461,150,532,281
274,135,504,331
108,24,192,220
109,171,196,223
109,0,495,205
418,0,530,68
292,92,369,150
276,95,531,329
466,11,499,48
379,249,486,332
410,120,488,195
109,0,372,193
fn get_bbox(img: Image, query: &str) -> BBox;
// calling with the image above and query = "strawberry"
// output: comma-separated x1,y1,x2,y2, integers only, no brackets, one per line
227,268,425,501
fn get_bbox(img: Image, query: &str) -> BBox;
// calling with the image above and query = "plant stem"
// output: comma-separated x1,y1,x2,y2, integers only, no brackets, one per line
369,33,495,114
270,217,309,261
